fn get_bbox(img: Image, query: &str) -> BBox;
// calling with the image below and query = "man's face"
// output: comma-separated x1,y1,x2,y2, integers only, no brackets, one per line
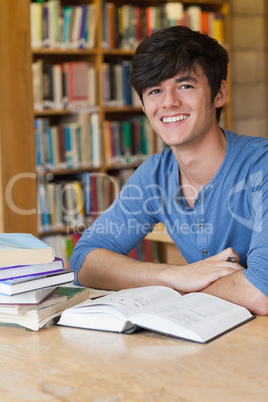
141,65,226,150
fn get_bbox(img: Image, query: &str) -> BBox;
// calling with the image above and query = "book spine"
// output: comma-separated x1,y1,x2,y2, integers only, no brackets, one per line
122,61,132,106
87,4,98,48
30,3,43,49
61,6,73,49
78,5,88,49
91,113,102,168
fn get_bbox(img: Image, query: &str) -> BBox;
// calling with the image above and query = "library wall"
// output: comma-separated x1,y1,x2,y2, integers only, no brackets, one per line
230,0,267,138
1,1,268,264
30,0,231,267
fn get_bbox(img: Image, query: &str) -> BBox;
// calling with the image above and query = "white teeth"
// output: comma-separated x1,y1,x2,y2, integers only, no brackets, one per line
162,115,188,123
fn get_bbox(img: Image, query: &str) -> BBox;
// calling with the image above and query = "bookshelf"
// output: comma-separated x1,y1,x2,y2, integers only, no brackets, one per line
0,0,37,235
0,0,231,265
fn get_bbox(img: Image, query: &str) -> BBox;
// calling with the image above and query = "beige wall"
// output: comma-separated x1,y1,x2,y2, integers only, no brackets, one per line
230,0,267,137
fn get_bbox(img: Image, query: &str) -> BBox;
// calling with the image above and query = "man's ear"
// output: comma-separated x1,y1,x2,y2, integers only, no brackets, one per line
139,97,146,114
215,80,227,108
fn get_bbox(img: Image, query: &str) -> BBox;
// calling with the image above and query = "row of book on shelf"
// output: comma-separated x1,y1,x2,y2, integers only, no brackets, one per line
36,115,164,233
101,60,140,107
30,1,225,51
42,233,161,269
35,113,102,171
32,60,97,111
103,117,166,167
35,113,165,171
32,59,139,111
102,2,225,50
0,232,161,332
30,1,98,49
37,168,134,233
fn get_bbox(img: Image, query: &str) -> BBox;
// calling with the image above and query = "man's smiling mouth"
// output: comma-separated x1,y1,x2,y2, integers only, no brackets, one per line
162,115,189,123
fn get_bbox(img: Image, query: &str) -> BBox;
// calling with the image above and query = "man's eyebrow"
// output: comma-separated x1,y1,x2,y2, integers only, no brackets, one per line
143,75,198,93
175,75,198,83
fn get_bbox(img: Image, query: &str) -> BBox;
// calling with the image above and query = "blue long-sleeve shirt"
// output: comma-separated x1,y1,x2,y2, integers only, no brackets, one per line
70,130,268,296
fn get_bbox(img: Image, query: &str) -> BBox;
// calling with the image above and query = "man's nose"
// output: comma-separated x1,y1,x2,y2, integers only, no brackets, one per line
162,90,182,108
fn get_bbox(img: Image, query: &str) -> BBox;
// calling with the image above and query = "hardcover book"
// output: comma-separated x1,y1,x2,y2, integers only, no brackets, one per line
0,286,58,305
0,286,90,331
58,286,254,343
0,233,54,267
0,257,64,281
0,270,74,296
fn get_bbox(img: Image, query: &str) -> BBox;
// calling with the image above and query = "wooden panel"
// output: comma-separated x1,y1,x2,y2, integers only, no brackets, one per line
0,0,37,234
159,242,188,265
146,222,174,243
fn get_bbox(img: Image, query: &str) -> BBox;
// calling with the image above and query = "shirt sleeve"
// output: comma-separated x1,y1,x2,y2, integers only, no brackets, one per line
243,147,268,296
70,157,160,284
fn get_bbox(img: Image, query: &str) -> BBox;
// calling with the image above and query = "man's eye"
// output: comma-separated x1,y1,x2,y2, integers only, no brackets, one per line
180,84,193,90
149,89,161,95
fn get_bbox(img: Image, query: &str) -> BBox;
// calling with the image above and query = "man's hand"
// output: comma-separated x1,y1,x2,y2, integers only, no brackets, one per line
163,247,243,293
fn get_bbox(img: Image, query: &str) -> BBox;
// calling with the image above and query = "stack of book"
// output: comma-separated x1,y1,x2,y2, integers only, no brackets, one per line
0,233,90,330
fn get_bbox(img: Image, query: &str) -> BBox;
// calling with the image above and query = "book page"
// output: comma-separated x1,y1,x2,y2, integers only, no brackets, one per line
132,292,253,342
69,286,181,318
58,286,181,333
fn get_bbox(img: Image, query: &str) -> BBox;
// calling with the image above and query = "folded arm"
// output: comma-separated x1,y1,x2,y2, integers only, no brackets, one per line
78,246,268,315
201,269,268,316
78,246,242,294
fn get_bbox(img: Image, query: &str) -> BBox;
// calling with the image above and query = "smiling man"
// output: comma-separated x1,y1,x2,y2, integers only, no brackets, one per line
70,26,268,315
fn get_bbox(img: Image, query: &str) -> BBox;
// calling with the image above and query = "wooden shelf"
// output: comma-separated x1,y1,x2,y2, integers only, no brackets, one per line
146,223,174,244
37,166,103,177
32,48,97,55
34,106,99,117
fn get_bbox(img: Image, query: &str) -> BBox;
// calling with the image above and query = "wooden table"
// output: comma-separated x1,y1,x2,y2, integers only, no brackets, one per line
0,317,267,401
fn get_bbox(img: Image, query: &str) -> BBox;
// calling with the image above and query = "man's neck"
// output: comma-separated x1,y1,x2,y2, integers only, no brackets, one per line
172,127,227,208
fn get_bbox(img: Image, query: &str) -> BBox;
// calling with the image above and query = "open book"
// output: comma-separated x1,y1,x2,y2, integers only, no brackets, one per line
57,286,254,343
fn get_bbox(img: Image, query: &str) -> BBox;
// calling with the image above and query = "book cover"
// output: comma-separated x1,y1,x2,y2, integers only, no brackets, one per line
0,257,64,281
0,286,58,306
0,269,74,296
0,233,54,267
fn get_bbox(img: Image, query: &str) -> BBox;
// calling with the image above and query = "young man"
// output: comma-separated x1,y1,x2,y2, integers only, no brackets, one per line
70,26,268,315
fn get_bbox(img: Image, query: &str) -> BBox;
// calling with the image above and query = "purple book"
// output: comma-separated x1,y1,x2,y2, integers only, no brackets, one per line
0,257,64,281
